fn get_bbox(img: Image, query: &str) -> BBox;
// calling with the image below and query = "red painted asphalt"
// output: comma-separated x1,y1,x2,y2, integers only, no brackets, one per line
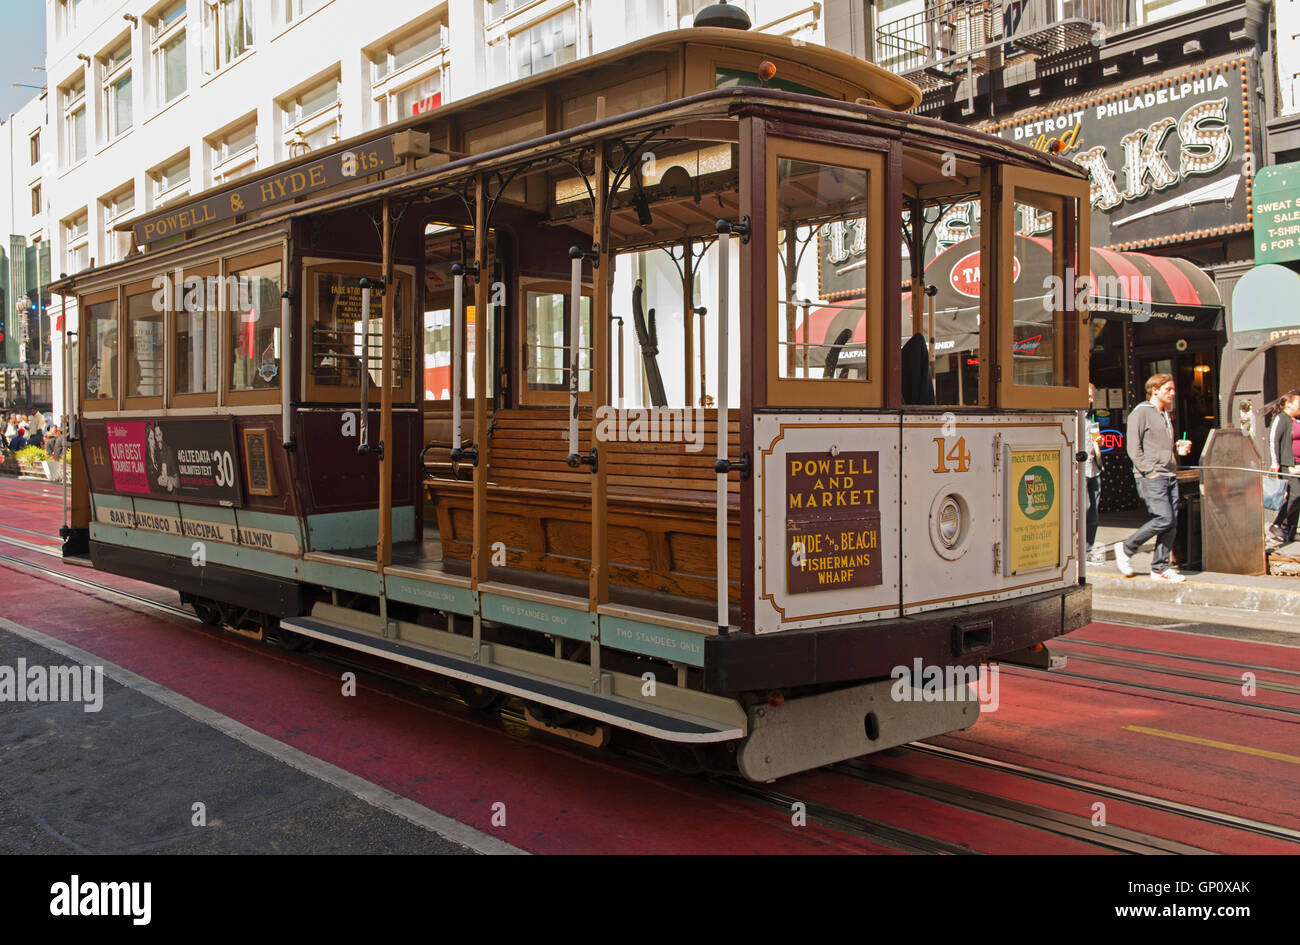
1,475,1297,853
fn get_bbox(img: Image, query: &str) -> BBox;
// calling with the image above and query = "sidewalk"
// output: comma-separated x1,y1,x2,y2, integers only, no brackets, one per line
1087,511,1300,631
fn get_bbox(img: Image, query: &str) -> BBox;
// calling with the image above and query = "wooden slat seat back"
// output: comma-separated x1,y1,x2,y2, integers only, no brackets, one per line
425,407,741,602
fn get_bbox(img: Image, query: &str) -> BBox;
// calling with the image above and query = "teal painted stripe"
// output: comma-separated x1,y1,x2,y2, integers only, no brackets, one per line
599,615,706,668
92,492,134,511
301,558,382,595
233,507,303,534
307,506,415,551
181,503,237,525
133,497,182,518
90,522,300,580
480,592,595,642
385,574,474,615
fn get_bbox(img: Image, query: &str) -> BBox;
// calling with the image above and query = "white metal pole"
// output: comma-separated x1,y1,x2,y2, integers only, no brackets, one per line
716,234,730,633
359,279,371,452
452,270,464,451
280,291,292,448
568,252,583,458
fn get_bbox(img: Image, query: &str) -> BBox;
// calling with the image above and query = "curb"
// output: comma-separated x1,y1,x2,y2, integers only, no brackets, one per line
1088,572,1300,618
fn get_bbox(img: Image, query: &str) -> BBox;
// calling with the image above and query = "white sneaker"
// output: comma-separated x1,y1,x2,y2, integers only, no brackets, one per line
1088,548,1107,564
1113,542,1133,576
1150,569,1186,583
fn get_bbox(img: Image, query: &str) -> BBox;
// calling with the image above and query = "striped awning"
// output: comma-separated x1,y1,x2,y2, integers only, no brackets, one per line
1089,246,1222,328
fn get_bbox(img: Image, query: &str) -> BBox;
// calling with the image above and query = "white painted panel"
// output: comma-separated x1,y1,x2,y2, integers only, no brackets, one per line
753,413,901,633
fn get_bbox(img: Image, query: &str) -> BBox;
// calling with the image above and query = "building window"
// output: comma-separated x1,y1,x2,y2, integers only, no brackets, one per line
370,20,448,123
209,118,258,185
101,185,135,264
31,185,41,217
151,0,187,107
282,0,325,25
29,131,40,165
513,8,578,79
102,38,134,141
64,211,90,275
281,74,340,156
151,153,190,205
203,0,254,74
62,74,87,166
57,0,85,39
485,0,529,22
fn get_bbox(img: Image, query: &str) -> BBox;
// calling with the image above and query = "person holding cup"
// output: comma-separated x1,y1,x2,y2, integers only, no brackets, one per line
1115,373,1186,582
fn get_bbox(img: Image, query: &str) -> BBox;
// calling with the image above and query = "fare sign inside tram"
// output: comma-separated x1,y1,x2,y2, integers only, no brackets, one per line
785,451,882,593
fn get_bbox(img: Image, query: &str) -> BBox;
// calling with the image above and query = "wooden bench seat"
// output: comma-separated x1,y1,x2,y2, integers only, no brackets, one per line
424,407,741,602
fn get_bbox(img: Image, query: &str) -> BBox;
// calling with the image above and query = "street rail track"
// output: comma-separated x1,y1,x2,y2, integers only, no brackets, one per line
1,528,1297,853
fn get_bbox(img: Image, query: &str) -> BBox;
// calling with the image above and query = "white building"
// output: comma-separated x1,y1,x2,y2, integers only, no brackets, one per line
35,0,831,418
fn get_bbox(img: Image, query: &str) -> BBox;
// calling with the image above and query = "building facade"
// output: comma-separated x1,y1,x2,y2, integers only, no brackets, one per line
874,0,1274,510
30,0,829,420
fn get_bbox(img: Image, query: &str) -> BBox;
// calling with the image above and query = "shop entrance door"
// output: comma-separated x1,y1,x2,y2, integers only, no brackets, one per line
1137,345,1219,464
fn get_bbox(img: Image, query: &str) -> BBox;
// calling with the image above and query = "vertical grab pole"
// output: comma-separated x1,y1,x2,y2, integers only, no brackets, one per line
280,290,293,449
715,233,730,634
567,247,583,462
358,277,372,454
451,266,464,451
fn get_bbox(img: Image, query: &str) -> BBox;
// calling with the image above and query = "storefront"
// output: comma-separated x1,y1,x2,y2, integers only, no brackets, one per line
977,52,1261,509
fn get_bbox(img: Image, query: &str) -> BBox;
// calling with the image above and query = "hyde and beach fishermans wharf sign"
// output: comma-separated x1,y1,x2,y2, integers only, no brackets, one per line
786,451,882,593
130,135,399,243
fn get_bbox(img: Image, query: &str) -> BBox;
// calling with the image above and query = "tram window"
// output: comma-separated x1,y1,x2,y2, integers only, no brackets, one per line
228,260,282,392
466,300,495,399
424,308,450,400
1011,193,1064,388
524,289,590,398
774,158,869,382
173,273,220,397
308,269,411,395
907,195,983,406
83,297,118,403
125,291,164,400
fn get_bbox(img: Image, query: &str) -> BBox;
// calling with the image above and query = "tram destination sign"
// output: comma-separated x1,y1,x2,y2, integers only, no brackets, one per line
785,451,881,593
82,418,243,505
131,135,399,244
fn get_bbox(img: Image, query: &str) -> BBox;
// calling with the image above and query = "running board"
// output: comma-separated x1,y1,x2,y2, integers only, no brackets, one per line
280,615,745,744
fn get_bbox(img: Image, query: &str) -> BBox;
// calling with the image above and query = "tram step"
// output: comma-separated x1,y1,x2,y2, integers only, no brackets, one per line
279,615,745,743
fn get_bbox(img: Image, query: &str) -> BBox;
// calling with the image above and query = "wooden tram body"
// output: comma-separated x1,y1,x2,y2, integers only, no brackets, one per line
55,28,1091,781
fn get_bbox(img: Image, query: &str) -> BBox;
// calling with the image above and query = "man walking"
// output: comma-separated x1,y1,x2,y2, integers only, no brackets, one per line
1115,373,1191,582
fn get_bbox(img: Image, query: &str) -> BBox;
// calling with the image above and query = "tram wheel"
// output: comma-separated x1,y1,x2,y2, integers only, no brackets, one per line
454,680,509,712
192,599,222,626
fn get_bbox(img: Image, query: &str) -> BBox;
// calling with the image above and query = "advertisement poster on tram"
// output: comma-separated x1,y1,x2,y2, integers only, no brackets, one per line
1007,448,1062,574
102,419,242,503
785,450,882,593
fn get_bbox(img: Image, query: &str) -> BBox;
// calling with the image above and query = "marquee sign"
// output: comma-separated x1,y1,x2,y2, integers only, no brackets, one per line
131,135,399,243
983,54,1259,251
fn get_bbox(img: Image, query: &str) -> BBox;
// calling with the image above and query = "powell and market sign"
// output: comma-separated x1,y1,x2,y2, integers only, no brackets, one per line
983,55,1258,249
130,136,399,244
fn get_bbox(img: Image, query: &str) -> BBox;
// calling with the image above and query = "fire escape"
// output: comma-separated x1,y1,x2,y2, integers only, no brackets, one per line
876,1,1133,106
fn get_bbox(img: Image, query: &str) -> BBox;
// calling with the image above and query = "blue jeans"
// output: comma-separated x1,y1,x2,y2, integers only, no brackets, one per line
1125,474,1179,572
1086,475,1101,550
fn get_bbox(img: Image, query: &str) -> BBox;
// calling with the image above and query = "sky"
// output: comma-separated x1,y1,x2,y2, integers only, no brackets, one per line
0,1,47,121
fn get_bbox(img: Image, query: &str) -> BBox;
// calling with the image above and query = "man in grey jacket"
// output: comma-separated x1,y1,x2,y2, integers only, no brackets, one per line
1115,373,1191,581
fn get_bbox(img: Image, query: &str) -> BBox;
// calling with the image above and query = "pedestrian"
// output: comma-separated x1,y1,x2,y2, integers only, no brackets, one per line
1267,389,1300,546
1115,373,1192,582
1085,383,1105,563
8,425,28,452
